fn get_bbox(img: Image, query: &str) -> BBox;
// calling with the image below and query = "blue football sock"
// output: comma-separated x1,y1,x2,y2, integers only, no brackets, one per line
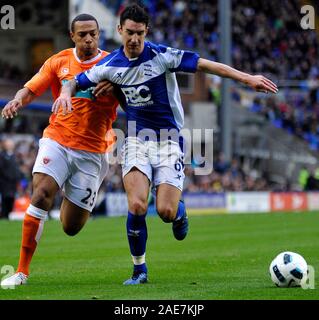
133,263,147,274
126,212,148,274
175,200,186,221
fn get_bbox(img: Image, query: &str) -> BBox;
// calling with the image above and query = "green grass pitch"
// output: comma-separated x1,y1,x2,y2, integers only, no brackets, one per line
0,212,318,300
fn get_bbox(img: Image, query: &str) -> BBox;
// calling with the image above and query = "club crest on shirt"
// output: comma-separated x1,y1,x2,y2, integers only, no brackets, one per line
144,63,152,77
61,68,69,74
42,157,51,165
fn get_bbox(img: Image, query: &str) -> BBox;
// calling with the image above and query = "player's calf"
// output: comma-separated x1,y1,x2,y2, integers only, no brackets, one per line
62,224,83,236
60,200,90,236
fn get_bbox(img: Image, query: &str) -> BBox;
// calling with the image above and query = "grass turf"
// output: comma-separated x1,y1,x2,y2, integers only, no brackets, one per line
0,212,318,300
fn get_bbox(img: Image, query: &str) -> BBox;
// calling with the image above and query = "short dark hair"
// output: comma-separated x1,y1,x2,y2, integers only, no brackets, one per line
120,4,149,27
71,14,99,32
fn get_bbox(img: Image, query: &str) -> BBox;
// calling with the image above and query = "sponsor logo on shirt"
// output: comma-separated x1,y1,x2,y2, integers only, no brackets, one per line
122,85,153,107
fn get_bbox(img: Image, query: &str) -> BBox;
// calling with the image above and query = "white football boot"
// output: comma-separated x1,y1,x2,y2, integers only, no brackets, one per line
1,272,28,288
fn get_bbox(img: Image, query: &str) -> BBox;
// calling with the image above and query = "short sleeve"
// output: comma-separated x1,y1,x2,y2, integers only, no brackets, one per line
24,57,55,96
159,45,200,73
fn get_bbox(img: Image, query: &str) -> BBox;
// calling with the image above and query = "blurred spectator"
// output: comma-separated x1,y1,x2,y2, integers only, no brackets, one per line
305,169,319,191
9,179,31,220
207,74,222,106
229,158,244,179
213,152,230,174
298,166,309,191
0,138,24,219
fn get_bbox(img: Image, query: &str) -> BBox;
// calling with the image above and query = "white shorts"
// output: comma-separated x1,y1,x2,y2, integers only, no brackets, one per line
33,138,108,212
121,137,185,191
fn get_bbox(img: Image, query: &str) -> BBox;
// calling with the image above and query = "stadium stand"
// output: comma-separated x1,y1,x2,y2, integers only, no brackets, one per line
98,0,319,151
1,0,319,217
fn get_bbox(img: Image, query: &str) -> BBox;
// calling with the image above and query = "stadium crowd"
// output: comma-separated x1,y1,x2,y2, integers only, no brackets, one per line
249,87,319,151
105,0,319,81
0,138,273,196
110,0,319,150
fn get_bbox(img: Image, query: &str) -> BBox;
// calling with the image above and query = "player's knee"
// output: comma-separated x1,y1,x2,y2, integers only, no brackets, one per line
129,199,148,214
31,186,54,209
157,205,175,223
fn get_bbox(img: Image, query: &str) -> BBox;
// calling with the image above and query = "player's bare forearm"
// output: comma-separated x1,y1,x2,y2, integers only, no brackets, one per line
51,80,76,115
15,87,37,106
197,59,246,81
197,58,278,94
1,87,36,119
60,79,77,97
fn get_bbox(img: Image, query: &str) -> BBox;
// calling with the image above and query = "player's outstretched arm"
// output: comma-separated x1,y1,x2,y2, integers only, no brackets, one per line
197,58,278,94
1,88,37,119
51,79,77,115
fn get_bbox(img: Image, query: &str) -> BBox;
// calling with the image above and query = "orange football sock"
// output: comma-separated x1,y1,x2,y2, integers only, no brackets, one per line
16,213,44,276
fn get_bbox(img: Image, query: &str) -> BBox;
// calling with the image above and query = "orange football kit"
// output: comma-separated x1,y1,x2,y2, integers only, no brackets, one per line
25,48,118,153
16,48,118,276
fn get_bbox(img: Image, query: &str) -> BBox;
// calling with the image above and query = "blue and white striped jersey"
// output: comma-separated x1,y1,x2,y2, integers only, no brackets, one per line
75,41,200,137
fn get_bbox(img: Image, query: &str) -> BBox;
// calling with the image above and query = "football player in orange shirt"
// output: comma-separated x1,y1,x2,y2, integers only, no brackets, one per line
1,14,119,287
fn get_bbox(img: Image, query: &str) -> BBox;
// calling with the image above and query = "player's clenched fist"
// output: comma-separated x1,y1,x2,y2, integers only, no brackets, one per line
1,98,23,119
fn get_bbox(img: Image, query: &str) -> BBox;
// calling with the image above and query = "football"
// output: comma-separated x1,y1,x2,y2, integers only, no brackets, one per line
269,251,308,287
